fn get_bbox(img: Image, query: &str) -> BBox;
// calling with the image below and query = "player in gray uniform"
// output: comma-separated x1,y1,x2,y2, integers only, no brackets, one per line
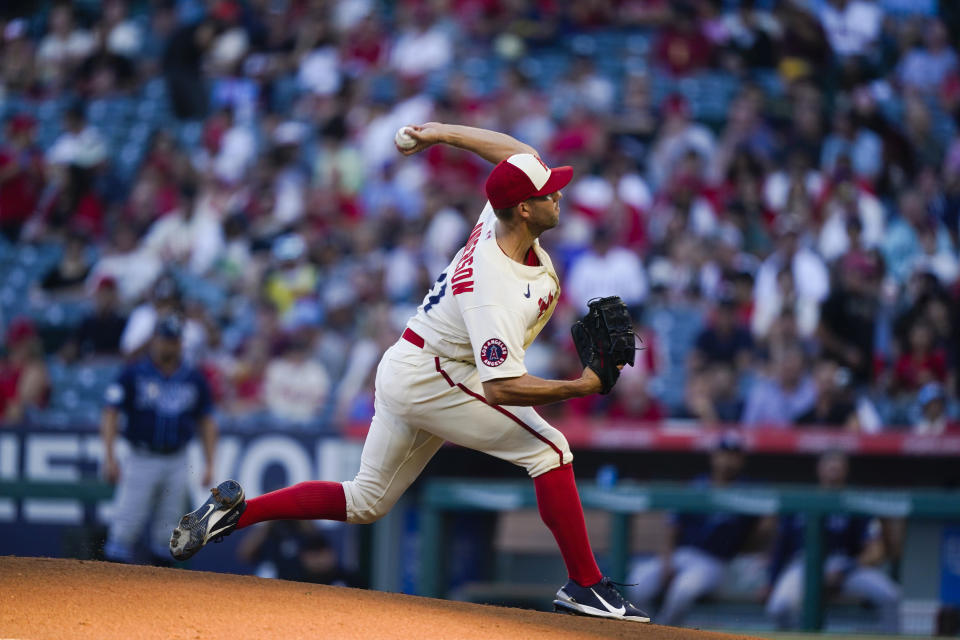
766,451,901,632
102,315,217,565
627,433,762,625
168,123,650,621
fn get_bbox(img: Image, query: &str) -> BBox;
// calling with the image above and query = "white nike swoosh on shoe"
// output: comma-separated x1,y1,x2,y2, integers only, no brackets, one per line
205,522,234,540
199,503,216,522
590,588,626,616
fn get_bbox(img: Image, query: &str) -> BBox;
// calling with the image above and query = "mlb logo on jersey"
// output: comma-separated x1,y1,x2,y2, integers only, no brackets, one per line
480,338,508,367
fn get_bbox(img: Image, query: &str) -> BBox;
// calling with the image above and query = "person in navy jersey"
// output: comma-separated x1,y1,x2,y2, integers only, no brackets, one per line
627,432,767,625
101,314,217,565
765,451,900,632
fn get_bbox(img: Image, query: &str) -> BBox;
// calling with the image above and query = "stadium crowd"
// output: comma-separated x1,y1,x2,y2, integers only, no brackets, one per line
0,0,958,433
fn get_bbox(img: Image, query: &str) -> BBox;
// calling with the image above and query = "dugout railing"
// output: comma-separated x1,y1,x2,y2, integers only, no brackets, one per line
415,480,960,631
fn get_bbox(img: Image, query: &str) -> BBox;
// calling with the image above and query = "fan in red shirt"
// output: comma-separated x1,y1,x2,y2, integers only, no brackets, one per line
654,2,713,76
0,318,50,424
0,115,44,242
892,320,948,394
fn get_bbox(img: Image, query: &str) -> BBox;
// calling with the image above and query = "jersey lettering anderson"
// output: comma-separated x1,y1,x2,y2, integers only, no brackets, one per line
406,202,561,383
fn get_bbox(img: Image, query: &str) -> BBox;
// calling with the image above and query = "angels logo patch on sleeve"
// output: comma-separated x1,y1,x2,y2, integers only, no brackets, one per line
480,338,508,367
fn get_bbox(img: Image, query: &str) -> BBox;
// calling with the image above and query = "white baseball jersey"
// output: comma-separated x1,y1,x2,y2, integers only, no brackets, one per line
405,202,561,382
342,200,573,523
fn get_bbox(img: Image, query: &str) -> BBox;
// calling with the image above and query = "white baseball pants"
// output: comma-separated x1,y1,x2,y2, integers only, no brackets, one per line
342,337,572,524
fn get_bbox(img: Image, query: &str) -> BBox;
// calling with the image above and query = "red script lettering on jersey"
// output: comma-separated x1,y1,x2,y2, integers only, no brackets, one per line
451,222,483,295
537,291,555,318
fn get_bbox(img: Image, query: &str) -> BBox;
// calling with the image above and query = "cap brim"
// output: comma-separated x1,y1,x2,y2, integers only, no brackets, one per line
531,165,573,197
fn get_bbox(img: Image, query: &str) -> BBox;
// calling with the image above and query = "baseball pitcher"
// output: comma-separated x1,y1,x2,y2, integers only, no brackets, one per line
169,124,647,621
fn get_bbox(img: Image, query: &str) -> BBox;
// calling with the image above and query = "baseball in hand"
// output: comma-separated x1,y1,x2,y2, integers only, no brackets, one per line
395,126,417,150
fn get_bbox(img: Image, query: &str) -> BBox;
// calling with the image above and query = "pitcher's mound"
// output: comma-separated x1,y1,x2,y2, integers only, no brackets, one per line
1,556,760,639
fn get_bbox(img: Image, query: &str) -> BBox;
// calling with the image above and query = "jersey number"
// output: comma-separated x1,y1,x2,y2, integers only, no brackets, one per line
423,272,447,313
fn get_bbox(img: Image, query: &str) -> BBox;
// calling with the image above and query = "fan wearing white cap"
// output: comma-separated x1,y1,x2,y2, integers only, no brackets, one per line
170,123,649,622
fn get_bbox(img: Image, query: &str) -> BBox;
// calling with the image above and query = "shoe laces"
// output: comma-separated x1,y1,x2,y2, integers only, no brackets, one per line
597,577,641,609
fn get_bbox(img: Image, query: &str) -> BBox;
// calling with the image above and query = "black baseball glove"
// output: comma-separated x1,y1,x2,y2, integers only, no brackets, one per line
571,296,637,394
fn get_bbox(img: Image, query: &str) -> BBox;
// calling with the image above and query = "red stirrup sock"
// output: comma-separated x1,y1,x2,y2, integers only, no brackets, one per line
236,481,347,529
534,463,603,587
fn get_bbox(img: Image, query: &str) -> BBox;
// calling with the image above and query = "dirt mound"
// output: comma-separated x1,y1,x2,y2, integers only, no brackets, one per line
1,556,760,640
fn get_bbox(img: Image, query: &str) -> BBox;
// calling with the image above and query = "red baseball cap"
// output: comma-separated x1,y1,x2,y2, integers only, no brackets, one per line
484,153,573,209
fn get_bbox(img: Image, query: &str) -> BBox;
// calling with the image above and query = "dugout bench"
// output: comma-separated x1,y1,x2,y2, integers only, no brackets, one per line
415,480,960,631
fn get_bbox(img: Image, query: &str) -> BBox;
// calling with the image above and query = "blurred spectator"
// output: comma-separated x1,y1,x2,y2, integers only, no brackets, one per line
422,205,469,277
45,104,108,169
817,0,883,60
648,95,716,190
689,295,753,374
86,222,164,304
909,228,960,288
37,163,106,239
712,93,777,179
141,181,225,275
897,19,957,95
817,252,881,384
223,335,270,416
903,94,946,168
883,189,953,285
714,1,779,73
388,10,452,79
120,276,210,363
0,115,43,242
203,107,257,186
607,363,666,423
0,318,50,423
263,234,318,320
36,2,95,88
627,433,764,625
267,122,309,227
39,231,91,294
752,218,828,340
762,309,816,365
566,226,648,313
742,345,816,428
913,382,959,435
682,363,744,425
361,160,424,221
101,0,143,59
763,148,822,217
654,2,712,76
237,520,363,587
775,1,831,82
68,276,127,359
751,268,820,342
120,275,181,357
892,320,948,394
263,334,330,425
820,112,884,186
1,19,36,94
162,17,218,120
796,360,859,429
816,175,885,263
766,451,901,632
554,55,616,115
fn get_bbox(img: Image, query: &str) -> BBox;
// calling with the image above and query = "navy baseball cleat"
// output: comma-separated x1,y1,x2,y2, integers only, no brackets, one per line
169,480,246,561
553,577,651,622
